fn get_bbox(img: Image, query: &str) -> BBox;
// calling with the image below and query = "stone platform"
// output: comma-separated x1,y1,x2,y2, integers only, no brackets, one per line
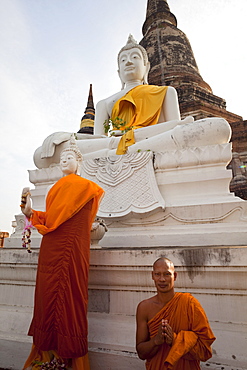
0,246,246,369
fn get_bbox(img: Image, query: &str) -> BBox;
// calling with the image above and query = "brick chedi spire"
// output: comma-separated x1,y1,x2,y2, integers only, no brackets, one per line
140,0,242,124
143,0,177,29
78,84,95,135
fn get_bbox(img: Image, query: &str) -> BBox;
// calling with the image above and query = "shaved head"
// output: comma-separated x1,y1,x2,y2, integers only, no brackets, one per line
153,257,175,270
152,257,177,294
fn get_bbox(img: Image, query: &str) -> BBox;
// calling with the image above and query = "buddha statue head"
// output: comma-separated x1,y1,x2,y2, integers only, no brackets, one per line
60,136,83,176
117,34,150,89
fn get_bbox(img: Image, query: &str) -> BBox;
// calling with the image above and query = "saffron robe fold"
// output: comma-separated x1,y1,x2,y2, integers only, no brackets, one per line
111,85,168,154
23,174,104,368
31,174,104,235
146,292,215,370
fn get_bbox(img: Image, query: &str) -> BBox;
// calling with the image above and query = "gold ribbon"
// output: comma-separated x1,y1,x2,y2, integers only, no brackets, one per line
116,129,135,155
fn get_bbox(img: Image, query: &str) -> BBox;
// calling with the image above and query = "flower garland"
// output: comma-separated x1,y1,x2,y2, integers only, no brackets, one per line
33,358,67,369
22,217,34,253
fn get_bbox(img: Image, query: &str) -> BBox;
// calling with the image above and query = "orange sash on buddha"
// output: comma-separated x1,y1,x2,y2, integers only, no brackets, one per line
111,85,168,154
31,174,104,235
146,293,215,370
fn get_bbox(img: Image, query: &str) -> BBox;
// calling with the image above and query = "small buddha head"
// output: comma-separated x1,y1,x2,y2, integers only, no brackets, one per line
117,34,150,89
60,136,83,176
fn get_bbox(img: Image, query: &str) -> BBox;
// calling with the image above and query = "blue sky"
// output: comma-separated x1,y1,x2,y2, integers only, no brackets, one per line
1,0,246,233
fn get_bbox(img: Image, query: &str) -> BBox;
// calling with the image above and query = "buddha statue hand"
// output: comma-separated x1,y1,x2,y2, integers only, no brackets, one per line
20,187,32,218
178,116,194,125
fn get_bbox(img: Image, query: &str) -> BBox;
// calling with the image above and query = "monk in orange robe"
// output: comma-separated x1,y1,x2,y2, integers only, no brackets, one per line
21,140,104,369
136,257,215,369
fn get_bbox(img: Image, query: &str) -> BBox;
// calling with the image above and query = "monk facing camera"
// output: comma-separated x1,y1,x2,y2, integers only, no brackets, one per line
136,257,215,369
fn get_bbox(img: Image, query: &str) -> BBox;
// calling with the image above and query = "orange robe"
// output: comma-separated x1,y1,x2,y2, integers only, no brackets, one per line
23,174,104,369
111,85,168,154
146,293,215,370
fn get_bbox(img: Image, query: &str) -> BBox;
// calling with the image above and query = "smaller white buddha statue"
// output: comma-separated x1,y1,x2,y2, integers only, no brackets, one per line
21,138,83,218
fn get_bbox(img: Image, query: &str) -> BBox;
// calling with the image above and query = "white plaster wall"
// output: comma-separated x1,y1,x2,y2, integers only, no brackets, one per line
0,246,246,369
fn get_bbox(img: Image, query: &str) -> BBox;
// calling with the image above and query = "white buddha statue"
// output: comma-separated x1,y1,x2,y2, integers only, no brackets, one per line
34,35,231,169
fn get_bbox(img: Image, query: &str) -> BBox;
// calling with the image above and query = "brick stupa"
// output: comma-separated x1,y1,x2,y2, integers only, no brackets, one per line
140,0,247,198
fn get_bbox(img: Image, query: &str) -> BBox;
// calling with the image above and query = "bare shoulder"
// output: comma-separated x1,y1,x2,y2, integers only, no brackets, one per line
166,85,178,96
136,296,158,321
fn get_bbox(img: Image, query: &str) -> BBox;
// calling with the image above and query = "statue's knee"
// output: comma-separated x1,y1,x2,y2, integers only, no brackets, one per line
203,117,231,144
172,117,231,148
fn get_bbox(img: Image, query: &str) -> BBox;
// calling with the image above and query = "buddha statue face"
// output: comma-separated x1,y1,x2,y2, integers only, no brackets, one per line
60,150,80,175
118,47,148,85
117,35,150,88
60,151,78,175
60,137,83,175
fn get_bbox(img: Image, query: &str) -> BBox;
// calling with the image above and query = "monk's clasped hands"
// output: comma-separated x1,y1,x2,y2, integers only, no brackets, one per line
154,319,174,347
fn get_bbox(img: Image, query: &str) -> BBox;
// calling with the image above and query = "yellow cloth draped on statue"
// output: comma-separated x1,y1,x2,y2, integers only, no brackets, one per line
111,85,168,155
